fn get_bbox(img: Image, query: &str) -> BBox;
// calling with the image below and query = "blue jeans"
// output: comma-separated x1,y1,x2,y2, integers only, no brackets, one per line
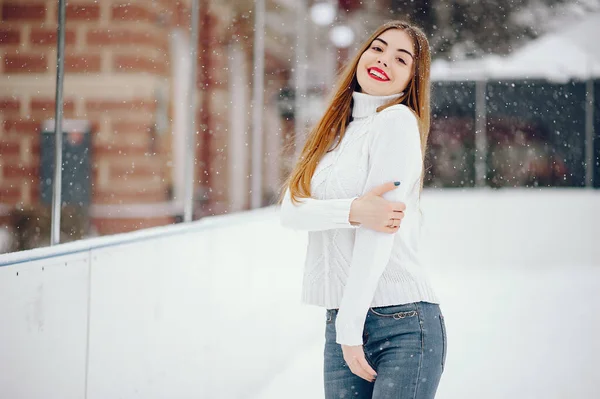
324,302,446,399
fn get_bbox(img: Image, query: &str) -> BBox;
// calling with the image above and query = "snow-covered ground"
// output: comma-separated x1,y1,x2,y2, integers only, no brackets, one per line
257,264,600,399
0,190,598,399
258,189,600,398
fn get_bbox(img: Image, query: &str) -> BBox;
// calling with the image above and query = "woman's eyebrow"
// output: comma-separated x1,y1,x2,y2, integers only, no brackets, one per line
373,37,414,59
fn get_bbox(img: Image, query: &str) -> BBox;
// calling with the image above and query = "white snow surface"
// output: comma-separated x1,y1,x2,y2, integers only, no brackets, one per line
258,264,600,399
432,13,600,81
259,189,600,398
0,189,598,399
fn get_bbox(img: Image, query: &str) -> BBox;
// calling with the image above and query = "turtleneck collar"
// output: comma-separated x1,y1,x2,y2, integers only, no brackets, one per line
351,91,403,119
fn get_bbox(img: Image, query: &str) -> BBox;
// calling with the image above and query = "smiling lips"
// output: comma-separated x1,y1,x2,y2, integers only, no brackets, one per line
368,67,390,82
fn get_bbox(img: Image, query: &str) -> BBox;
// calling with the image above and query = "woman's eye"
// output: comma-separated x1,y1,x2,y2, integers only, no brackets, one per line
397,58,406,65
371,46,382,52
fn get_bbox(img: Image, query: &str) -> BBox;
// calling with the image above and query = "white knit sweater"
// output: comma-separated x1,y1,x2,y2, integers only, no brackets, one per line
280,91,439,346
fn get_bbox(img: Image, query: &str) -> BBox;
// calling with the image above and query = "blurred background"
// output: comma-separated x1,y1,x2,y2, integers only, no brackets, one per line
0,0,598,252
0,1,599,399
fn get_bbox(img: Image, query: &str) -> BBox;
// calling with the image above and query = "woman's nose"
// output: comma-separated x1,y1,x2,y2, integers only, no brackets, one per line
377,59,388,68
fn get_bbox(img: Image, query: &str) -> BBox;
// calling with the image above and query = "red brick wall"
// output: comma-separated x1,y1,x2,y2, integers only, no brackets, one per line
0,0,292,245
195,2,287,217
0,0,182,237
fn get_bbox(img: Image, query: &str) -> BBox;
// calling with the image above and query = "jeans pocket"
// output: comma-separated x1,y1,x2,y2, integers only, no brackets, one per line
439,314,447,372
369,303,418,319
326,309,337,324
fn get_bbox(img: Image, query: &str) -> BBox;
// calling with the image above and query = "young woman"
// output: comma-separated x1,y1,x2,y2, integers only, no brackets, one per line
280,21,446,398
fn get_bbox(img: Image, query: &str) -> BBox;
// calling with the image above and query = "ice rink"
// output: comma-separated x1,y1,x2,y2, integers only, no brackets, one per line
259,190,600,398
1,190,598,399
257,264,600,399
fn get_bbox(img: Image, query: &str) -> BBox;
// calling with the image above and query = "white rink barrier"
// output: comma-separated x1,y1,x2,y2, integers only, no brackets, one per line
419,188,599,269
0,189,598,399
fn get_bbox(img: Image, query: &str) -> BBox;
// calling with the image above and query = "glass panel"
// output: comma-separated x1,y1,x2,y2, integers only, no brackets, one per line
486,80,587,188
427,81,477,188
1,3,597,254
0,2,193,252
595,80,600,188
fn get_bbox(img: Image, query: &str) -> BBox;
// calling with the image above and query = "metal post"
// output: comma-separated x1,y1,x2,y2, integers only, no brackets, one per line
474,80,488,187
50,0,67,246
585,78,595,188
184,0,199,222
294,0,308,161
251,0,265,209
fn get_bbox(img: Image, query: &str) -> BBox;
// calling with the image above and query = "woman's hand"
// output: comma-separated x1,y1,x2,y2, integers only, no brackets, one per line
349,182,406,233
342,344,377,382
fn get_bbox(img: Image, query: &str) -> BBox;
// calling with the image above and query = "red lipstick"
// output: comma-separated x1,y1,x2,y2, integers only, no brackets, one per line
367,67,390,81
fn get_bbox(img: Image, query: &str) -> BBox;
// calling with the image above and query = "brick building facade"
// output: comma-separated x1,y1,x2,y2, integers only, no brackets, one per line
0,0,293,249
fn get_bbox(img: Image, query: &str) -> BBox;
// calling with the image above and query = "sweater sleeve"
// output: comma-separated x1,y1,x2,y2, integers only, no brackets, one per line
335,105,423,346
280,187,360,231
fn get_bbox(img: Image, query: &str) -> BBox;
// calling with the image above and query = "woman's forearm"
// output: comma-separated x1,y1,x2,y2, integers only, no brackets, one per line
280,187,361,231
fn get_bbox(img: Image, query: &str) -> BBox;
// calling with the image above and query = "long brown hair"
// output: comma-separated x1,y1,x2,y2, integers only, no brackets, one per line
280,20,431,205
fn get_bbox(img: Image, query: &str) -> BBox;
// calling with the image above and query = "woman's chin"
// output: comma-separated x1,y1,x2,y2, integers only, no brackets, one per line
362,86,393,96
357,78,397,96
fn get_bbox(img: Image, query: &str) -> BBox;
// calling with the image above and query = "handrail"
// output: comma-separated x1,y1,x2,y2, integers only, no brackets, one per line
0,205,277,268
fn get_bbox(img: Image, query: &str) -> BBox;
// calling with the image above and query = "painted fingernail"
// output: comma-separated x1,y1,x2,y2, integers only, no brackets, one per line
394,181,400,186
